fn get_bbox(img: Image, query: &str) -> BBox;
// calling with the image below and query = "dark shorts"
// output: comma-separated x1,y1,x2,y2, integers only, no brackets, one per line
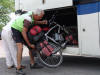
11,28,31,48
11,27,37,56
11,28,24,43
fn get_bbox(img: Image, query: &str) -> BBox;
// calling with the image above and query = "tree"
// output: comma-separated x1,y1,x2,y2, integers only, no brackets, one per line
0,0,15,31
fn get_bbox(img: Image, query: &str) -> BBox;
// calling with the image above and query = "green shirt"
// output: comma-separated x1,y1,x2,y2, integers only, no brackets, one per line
11,11,33,32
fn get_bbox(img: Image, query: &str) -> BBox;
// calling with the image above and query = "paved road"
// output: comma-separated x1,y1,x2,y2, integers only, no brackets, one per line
0,40,100,75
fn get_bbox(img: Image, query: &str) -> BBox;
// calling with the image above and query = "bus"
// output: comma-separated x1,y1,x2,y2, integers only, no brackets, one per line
15,0,100,57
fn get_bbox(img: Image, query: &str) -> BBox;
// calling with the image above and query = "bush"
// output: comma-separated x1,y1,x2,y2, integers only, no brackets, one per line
0,0,15,30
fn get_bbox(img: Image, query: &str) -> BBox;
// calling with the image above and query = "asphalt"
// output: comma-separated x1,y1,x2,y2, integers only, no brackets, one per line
0,40,100,75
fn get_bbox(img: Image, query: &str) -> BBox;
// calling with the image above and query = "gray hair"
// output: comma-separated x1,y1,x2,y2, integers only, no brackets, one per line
33,9,44,16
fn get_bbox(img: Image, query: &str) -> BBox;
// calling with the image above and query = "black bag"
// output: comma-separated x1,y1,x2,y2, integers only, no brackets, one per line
28,31,44,43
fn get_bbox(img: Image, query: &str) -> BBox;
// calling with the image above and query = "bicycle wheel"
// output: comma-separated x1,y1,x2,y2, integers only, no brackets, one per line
37,42,63,68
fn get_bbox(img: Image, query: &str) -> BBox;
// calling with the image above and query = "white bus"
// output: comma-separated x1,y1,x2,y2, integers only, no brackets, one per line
15,0,100,57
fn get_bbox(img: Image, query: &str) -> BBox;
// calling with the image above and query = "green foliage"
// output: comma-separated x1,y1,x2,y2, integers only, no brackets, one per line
0,25,3,31
0,0,15,31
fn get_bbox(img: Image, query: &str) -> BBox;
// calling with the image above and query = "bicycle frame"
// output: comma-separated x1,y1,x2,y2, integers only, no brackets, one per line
45,22,62,46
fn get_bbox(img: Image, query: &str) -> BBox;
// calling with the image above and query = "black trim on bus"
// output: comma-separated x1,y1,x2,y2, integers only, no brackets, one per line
73,0,100,5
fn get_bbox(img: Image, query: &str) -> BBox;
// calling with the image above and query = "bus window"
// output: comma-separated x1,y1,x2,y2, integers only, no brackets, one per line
73,0,99,5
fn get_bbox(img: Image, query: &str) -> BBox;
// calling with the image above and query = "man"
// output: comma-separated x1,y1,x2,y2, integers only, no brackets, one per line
1,12,26,69
1,15,17,69
11,9,47,75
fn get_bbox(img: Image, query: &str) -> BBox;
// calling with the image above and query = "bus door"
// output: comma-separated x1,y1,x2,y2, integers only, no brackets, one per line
76,0,100,56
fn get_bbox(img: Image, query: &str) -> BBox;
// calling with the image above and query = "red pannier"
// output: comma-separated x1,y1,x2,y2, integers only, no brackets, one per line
39,40,54,56
28,25,44,42
30,25,42,35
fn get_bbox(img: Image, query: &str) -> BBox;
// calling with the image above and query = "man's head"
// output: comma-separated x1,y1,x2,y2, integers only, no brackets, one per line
32,9,44,21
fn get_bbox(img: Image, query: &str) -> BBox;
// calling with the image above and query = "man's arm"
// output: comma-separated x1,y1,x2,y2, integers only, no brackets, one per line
34,20,47,25
22,20,35,49
22,27,31,46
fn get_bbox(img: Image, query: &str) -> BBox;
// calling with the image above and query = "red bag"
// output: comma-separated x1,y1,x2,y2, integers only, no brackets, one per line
30,25,42,35
42,27,50,31
42,47,51,56
43,40,54,52
43,40,48,44
39,40,54,56
47,45,54,52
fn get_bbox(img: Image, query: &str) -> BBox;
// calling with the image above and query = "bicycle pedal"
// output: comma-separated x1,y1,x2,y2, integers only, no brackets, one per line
61,41,68,49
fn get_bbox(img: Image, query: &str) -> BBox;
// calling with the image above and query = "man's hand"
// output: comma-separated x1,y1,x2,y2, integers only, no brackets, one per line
34,20,48,25
42,20,48,24
29,44,35,49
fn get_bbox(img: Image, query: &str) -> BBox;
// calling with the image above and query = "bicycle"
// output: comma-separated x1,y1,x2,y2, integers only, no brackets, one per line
28,13,73,68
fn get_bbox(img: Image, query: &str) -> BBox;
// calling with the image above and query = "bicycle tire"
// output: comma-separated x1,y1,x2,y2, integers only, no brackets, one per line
37,42,63,68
